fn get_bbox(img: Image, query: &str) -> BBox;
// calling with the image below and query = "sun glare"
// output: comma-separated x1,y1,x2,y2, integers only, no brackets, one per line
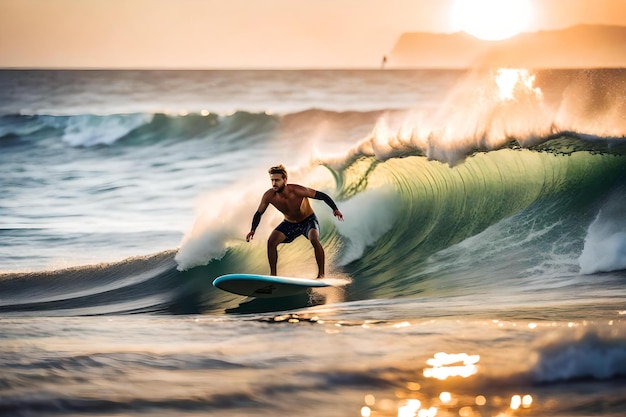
450,0,532,41
494,68,543,101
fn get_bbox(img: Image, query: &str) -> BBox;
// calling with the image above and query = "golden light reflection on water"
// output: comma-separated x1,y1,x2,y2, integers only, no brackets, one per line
397,399,421,417
360,392,535,417
406,382,421,391
474,395,486,406
358,350,537,417
523,394,533,408
511,394,534,410
438,391,452,403
423,352,480,380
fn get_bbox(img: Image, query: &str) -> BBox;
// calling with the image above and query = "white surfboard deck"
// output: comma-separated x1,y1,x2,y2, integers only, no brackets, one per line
213,273,332,298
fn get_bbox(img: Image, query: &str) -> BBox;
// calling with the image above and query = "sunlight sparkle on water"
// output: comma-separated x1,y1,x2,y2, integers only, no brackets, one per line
423,352,480,380
510,394,533,410
475,395,487,406
418,407,437,417
511,395,522,410
398,399,421,417
439,392,452,403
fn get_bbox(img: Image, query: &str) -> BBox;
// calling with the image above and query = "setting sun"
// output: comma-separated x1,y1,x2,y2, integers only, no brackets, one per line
450,0,532,41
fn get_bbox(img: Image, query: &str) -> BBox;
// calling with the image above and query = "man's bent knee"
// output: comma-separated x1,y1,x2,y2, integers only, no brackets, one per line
308,229,321,242
268,231,286,247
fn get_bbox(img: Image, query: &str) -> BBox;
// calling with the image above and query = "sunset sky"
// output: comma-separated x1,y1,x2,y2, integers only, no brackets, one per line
0,0,624,69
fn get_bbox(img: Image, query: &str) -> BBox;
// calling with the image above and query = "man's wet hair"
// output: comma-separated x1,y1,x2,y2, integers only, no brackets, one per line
268,164,287,178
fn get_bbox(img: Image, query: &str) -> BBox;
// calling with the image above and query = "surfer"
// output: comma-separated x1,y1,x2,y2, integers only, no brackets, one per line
246,164,344,278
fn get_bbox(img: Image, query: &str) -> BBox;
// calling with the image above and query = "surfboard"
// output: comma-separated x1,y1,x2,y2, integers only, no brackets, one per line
212,274,331,298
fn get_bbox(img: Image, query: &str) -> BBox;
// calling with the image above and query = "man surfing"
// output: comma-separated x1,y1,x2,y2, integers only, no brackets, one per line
246,164,344,278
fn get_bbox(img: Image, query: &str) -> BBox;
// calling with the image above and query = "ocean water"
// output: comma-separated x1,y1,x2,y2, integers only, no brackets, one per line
1,68,625,417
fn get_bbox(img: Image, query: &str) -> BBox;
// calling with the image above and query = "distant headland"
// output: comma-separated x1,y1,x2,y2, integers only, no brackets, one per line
388,24,626,69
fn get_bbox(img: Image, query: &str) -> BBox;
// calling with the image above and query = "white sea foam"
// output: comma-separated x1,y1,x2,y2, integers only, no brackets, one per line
174,183,275,271
61,113,153,146
532,327,626,382
334,187,400,265
579,191,626,274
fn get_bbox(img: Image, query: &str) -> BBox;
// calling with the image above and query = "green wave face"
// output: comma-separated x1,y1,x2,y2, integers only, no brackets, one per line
324,147,626,298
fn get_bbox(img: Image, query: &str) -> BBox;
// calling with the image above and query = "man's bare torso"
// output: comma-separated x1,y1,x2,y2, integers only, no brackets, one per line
265,184,314,223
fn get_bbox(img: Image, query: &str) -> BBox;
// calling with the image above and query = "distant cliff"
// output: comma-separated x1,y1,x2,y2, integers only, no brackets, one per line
389,25,626,68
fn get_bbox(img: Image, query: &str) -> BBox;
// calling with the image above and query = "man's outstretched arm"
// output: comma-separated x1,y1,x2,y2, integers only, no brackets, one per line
246,194,270,241
312,190,344,221
246,211,263,241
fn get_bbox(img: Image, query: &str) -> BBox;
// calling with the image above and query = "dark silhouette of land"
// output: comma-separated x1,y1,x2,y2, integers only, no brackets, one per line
389,25,626,68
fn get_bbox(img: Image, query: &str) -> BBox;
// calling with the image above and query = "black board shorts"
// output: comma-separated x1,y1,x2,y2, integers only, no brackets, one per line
275,214,320,243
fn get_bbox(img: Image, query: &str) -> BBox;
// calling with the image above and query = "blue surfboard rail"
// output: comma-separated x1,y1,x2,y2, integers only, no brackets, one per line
213,273,330,298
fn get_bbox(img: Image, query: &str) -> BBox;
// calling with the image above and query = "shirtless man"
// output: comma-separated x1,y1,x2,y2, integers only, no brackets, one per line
246,165,344,278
